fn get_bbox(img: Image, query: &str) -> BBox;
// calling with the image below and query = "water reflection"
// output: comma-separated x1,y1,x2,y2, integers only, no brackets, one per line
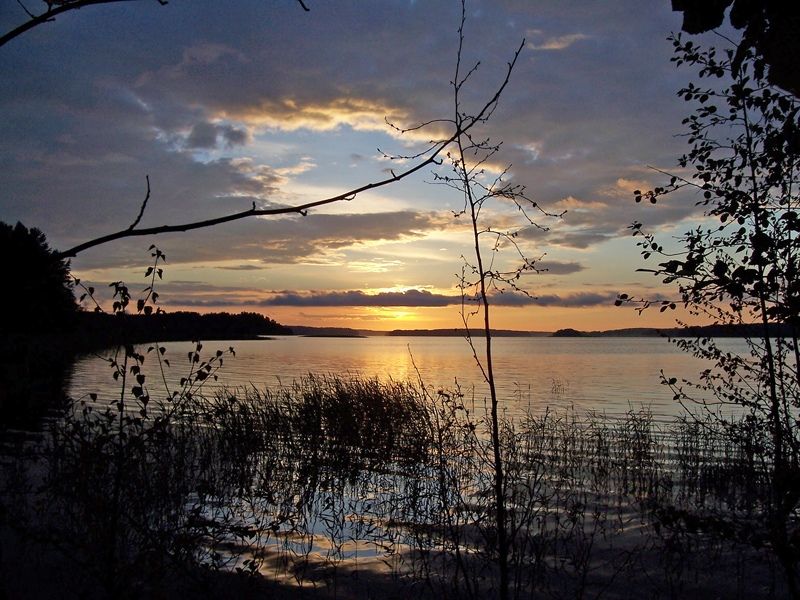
7,351,779,598
0,336,74,431
69,336,749,419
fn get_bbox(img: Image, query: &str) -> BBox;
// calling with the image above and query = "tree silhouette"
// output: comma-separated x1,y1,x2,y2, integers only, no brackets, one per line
621,34,800,597
0,221,76,335
0,222,77,429
672,0,800,97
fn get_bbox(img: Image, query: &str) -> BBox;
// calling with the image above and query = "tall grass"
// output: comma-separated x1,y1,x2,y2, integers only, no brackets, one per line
0,372,790,599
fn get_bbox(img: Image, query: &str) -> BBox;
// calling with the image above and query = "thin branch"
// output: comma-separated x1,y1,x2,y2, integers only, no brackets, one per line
15,0,36,20
127,175,151,231
1,0,308,49
57,132,455,259
1,0,165,49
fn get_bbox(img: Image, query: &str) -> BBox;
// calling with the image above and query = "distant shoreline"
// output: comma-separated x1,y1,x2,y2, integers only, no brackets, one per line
54,312,774,349
386,324,772,338
300,334,368,339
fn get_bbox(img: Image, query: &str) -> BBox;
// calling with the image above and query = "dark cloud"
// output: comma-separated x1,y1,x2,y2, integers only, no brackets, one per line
534,261,585,275
531,291,621,307
186,121,252,149
489,290,620,307
261,289,457,307
220,125,250,148
186,122,219,149
256,288,619,308
79,280,621,310
546,231,615,250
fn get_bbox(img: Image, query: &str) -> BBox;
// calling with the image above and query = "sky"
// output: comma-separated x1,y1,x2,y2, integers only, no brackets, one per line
0,0,733,332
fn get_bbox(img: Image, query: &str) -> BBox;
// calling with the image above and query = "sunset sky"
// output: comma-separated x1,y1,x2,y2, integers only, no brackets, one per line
0,0,731,332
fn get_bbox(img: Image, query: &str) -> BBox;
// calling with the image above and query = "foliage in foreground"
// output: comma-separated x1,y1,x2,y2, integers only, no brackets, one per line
0,361,792,599
622,32,800,597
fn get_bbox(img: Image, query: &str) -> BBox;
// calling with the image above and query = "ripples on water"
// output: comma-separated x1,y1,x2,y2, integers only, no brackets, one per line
69,335,750,421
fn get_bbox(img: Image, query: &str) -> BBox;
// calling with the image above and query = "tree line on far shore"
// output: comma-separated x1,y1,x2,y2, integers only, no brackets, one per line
73,310,292,349
0,221,291,350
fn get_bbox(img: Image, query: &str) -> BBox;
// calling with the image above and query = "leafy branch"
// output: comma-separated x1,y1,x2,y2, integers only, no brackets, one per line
623,32,800,597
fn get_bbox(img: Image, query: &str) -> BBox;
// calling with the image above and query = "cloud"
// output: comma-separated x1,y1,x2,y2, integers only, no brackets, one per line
213,264,267,271
185,121,252,150
162,43,248,77
488,290,620,307
274,159,316,176
546,231,617,250
223,98,404,134
534,260,585,275
185,122,219,149
260,289,457,307
529,291,620,307
220,124,251,148
526,32,589,51
256,288,619,309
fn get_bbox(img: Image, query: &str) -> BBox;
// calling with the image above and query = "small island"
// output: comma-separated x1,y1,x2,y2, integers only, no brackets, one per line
552,328,584,337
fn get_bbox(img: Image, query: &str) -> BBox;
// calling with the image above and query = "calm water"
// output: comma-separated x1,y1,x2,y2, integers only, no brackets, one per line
68,335,749,420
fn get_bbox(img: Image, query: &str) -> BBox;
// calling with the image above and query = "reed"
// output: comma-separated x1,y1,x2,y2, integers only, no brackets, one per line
0,372,790,598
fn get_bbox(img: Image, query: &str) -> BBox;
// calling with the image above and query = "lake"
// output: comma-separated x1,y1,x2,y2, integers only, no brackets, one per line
68,335,750,421
48,334,785,599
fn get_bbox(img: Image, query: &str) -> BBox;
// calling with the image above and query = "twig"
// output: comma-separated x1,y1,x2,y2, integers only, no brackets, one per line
2,0,149,48
127,175,150,231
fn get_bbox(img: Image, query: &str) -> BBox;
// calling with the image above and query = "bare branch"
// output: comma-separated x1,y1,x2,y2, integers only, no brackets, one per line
1,0,161,49
127,175,151,231
56,133,455,259
15,0,36,20
1,0,307,49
